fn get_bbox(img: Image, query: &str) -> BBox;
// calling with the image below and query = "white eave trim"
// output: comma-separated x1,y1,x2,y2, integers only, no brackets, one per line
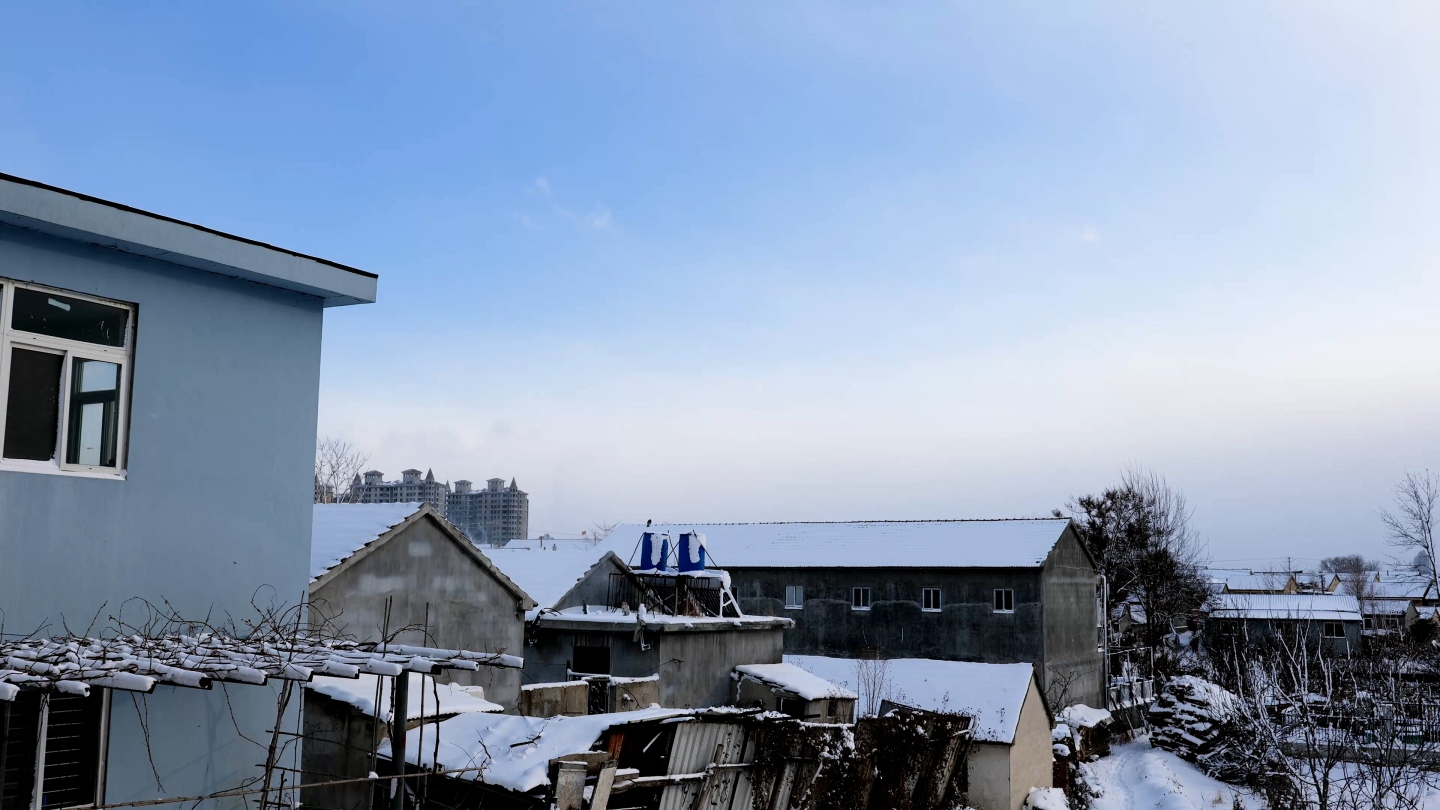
0,173,377,307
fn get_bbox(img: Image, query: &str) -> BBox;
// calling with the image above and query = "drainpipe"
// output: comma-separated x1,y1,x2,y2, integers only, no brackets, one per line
1099,574,1109,711
392,673,410,810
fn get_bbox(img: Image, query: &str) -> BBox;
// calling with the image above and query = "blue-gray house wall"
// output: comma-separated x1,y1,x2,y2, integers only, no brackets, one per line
0,222,325,807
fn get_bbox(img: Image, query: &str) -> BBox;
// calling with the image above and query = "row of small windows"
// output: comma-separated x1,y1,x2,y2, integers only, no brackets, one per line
782,586,1016,614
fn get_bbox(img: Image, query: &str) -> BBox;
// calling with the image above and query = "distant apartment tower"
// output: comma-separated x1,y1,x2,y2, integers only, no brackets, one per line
448,477,529,545
348,468,449,512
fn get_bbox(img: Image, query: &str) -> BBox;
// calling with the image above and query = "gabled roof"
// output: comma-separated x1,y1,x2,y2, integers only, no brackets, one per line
1206,593,1361,621
482,546,621,609
1370,579,1434,599
0,172,375,306
310,503,536,608
784,655,1044,744
602,519,1075,569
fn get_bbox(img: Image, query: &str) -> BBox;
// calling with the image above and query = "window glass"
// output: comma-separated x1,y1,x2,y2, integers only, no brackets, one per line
923,588,942,611
12,288,128,348
785,585,804,609
994,589,1015,612
4,348,64,460
852,587,871,610
65,359,120,467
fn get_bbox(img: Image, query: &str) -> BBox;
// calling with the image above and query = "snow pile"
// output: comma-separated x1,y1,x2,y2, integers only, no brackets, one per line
785,655,1034,743
1024,787,1069,810
1082,740,1264,810
379,708,687,793
311,503,423,581
734,663,857,700
1148,676,1241,772
1058,704,1112,730
306,673,501,721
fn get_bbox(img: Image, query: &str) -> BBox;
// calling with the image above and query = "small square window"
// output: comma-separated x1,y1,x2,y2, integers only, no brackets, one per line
784,585,804,610
993,589,1014,613
852,586,871,611
922,588,942,612
1322,622,1344,639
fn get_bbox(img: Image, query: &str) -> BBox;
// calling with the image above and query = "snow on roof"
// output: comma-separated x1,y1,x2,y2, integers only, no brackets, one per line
734,663,857,701
483,547,612,609
1056,704,1112,729
311,503,424,581
601,519,1073,569
1216,573,1293,592
1207,593,1361,621
1370,579,1433,599
306,672,502,721
380,708,688,793
504,537,605,552
785,655,1037,744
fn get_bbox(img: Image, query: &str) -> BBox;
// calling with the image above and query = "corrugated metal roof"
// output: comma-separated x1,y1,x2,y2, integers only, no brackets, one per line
602,519,1073,569
1207,594,1361,621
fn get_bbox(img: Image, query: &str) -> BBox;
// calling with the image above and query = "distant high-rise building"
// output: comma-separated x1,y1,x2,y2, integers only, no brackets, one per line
335,468,528,545
447,477,529,545
347,468,449,513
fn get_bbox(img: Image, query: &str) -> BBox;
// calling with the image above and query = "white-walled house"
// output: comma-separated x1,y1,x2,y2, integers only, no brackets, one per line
0,173,375,810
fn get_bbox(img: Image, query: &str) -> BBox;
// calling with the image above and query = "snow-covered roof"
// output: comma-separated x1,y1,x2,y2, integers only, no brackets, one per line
381,708,688,793
504,537,606,552
1370,579,1433,599
601,519,1074,569
734,663,857,701
484,547,614,609
306,672,502,720
785,655,1039,744
1206,594,1361,621
1215,572,1294,593
311,503,425,581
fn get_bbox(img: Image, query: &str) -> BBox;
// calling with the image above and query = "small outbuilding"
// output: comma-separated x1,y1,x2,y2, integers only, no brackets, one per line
1203,593,1362,655
787,655,1054,810
310,503,537,708
734,662,857,722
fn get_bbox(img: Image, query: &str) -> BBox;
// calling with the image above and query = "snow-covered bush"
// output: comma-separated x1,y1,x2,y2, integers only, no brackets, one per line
1023,787,1069,810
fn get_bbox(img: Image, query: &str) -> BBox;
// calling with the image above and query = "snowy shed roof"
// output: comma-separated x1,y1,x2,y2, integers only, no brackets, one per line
784,655,1041,744
1207,593,1361,621
311,503,425,580
306,672,502,721
602,519,1074,569
734,663,857,701
1370,579,1434,600
482,547,617,609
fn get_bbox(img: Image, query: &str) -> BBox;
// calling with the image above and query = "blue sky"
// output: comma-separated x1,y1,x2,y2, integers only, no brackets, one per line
4,3,1439,566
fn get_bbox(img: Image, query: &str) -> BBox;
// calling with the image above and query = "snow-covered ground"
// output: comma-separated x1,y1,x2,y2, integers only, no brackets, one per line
1083,740,1264,810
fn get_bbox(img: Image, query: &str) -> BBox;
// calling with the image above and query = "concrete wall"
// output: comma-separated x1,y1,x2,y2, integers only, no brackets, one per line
1040,528,1105,707
311,515,528,708
967,743,1012,810
0,223,324,808
731,566,1046,663
1210,617,1364,656
300,691,383,810
1007,679,1056,810
521,624,785,709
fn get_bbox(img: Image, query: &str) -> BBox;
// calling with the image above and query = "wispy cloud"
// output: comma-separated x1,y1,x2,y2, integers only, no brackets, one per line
1077,225,1100,244
522,178,612,232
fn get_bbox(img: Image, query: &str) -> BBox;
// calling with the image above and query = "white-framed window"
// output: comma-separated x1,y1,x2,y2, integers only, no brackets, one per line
922,587,942,612
852,586,871,611
0,279,134,478
784,585,804,610
993,588,1015,613
1,690,110,810
1322,621,1344,639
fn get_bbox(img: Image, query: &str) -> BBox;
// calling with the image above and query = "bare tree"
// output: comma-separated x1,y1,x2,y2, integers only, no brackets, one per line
1066,467,1211,666
853,652,896,717
1319,555,1376,614
315,436,370,503
1380,470,1440,592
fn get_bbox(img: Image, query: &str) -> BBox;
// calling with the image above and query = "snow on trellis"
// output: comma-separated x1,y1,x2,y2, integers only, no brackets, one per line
0,634,522,701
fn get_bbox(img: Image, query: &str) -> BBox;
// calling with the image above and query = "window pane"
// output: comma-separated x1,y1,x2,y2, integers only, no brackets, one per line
4,348,64,460
40,693,105,809
66,359,120,467
12,288,128,347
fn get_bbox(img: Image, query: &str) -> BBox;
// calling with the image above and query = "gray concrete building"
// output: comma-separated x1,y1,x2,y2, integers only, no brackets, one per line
309,502,536,709
348,467,449,512
604,520,1107,709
